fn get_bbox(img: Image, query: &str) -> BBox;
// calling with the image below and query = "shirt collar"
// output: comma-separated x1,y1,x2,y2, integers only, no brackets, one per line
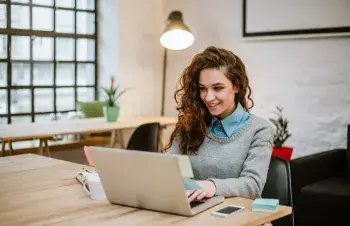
211,103,246,136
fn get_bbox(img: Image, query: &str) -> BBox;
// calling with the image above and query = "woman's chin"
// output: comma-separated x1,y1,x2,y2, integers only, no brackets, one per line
208,109,223,117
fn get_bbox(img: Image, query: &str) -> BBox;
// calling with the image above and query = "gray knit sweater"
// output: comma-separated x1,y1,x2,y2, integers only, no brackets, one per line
167,114,273,199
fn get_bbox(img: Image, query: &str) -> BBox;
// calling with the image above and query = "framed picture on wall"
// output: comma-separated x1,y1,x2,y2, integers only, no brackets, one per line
242,0,350,39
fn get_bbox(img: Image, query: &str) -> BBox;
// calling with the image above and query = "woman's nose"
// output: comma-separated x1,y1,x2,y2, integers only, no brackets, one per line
205,90,215,102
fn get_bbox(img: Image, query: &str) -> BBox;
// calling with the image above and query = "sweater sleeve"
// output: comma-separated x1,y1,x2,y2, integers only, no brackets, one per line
209,125,273,199
166,137,181,155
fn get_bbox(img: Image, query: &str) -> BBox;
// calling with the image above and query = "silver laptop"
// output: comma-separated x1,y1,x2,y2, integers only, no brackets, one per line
87,146,224,216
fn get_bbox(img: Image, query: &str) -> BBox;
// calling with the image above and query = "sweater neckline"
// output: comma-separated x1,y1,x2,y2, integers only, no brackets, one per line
206,114,255,143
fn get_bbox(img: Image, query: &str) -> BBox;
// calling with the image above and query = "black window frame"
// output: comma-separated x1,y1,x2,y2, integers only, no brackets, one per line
0,0,98,124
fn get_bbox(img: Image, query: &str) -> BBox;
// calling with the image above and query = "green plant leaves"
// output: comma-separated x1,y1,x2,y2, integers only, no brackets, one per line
269,106,291,148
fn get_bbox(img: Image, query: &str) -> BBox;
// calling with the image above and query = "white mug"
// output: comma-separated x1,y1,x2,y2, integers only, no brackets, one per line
83,173,107,200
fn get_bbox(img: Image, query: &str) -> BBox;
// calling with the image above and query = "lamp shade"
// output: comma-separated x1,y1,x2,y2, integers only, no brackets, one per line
160,11,194,50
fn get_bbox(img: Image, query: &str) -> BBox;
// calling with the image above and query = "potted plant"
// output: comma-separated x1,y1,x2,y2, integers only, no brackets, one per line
269,106,293,160
101,75,127,122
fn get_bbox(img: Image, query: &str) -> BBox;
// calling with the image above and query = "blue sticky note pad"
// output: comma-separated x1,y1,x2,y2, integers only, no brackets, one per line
183,178,201,190
252,198,279,212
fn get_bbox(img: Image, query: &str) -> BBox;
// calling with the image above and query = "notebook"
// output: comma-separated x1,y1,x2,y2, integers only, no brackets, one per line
252,198,279,212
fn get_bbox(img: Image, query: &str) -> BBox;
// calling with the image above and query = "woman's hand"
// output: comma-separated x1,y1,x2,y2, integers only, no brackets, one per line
186,180,216,203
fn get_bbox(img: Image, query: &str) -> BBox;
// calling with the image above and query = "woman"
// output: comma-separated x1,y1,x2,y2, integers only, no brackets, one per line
166,46,273,203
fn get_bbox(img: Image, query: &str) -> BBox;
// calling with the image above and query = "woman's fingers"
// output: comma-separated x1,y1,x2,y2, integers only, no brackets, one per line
196,190,208,200
188,189,205,203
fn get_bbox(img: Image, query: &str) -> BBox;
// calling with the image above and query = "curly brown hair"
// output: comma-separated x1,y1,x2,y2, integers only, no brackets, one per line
165,46,254,155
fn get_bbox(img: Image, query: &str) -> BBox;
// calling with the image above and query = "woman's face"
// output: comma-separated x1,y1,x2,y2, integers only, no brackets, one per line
199,68,238,119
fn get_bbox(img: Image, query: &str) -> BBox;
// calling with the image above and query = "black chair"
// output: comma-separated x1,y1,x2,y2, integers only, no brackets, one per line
262,156,294,226
126,123,160,152
290,125,350,226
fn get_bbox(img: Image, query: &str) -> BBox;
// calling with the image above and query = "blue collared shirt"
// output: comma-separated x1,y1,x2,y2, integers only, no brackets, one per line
209,103,250,138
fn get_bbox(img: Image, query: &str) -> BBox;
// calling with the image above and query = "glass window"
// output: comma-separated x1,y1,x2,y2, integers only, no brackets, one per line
56,88,75,111
11,116,31,124
10,89,31,114
0,63,6,87
33,7,53,31
77,87,94,102
33,0,54,6
0,89,7,114
11,0,29,3
0,35,7,59
0,117,6,124
56,0,75,8
12,36,30,60
77,39,95,61
56,38,74,60
33,37,54,60
56,63,74,86
76,0,95,10
33,63,54,86
56,10,74,33
0,4,6,28
1,0,97,124
12,63,31,86
11,5,30,29
77,12,95,35
34,89,54,112
77,63,94,85
35,113,51,122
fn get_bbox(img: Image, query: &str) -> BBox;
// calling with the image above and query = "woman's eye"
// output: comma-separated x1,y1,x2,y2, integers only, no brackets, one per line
199,87,206,91
214,87,223,91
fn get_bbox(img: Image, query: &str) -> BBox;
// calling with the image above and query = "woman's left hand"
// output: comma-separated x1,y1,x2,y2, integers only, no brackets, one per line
187,180,216,203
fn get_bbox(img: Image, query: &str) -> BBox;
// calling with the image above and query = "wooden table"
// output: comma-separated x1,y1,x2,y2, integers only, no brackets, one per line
0,154,292,226
0,115,177,156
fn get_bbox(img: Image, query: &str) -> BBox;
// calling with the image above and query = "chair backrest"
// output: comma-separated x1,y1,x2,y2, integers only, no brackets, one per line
347,125,350,179
126,123,160,152
262,156,294,226
76,101,106,118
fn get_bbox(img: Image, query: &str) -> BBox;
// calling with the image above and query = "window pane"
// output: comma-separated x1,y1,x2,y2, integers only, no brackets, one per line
12,63,30,86
33,37,53,60
56,10,74,33
76,0,95,10
56,63,74,86
77,12,95,35
0,35,7,58
56,38,74,60
33,0,53,6
57,88,74,111
11,116,31,124
11,5,30,29
12,36,30,60
10,89,31,113
56,0,74,8
0,117,6,125
11,0,29,3
34,88,53,112
33,7,53,31
35,113,51,122
0,4,6,28
77,39,94,61
77,63,94,85
0,89,7,114
77,87,94,102
0,63,6,86
33,63,54,86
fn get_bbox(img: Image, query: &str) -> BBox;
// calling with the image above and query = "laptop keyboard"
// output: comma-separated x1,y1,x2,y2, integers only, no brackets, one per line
190,200,206,208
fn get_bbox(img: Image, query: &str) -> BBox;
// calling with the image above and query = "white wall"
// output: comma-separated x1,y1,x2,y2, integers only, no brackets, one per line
99,0,164,116
163,0,350,158
98,0,167,145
